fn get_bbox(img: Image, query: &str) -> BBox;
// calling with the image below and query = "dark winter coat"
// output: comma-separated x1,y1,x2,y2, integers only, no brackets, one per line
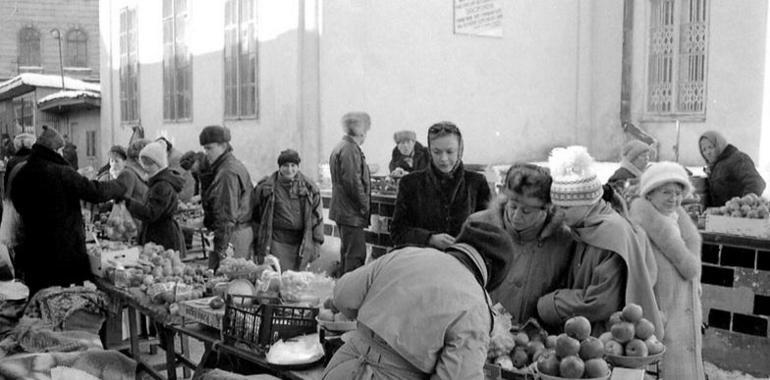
252,171,324,269
201,150,253,255
388,142,430,173
4,147,32,190
329,135,371,227
10,144,125,294
704,144,766,207
119,162,149,203
391,163,491,246
126,168,186,255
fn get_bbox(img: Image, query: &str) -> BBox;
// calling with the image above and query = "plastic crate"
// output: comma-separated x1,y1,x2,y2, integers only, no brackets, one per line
222,294,318,349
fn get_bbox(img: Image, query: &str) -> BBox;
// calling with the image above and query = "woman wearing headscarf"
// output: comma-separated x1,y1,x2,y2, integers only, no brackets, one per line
699,131,766,207
390,122,491,250
630,162,705,380
388,130,429,178
607,139,652,189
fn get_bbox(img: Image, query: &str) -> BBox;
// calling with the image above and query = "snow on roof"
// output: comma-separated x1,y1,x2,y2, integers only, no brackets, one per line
0,73,100,96
38,90,101,105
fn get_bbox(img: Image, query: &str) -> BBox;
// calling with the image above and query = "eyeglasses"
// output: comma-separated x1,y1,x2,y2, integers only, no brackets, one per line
428,122,461,135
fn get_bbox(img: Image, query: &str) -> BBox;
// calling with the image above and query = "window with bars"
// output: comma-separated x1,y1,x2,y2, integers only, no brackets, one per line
224,0,258,118
18,26,41,67
120,8,140,123
66,28,88,67
647,0,709,118
163,0,192,121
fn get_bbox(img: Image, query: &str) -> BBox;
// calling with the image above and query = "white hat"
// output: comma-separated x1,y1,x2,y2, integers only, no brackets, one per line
548,146,604,207
639,161,692,198
139,141,169,169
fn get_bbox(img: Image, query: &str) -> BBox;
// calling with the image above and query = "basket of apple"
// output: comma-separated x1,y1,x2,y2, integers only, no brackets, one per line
601,303,666,369
533,316,611,380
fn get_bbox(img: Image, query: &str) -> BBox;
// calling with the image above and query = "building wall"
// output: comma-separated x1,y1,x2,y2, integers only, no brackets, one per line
629,0,769,168
319,0,626,174
100,0,320,181
0,0,100,82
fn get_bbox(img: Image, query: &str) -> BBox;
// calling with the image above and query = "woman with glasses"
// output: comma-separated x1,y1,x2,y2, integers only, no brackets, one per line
390,122,491,250
630,162,705,380
468,163,574,324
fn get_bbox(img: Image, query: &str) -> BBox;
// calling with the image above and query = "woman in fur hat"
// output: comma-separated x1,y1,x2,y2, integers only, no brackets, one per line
630,161,705,380
388,130,429,178
699,131,765,207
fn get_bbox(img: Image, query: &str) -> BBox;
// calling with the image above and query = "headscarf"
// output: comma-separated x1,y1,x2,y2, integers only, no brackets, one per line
699,131,728,164
427,121,464,177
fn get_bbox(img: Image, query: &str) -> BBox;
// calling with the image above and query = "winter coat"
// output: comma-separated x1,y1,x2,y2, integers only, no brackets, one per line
201,150,253,256
537,201,664,336
329,135,371,227
10,144,125,294
468,196,574,323
327,246,491,380
118,162,149,203
4,147,32,190
630,199,705,380
252,171,324,269
126,168,187,255
388,142,430,173
704,144,766,207
391,163,491,246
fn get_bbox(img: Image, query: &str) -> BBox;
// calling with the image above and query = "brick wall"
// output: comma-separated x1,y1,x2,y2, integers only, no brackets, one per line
0,0,99,82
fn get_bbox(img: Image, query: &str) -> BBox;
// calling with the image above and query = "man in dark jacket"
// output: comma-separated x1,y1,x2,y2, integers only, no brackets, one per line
199,125,253,270
329,112,371,275
10,126,126,294
62,134,79,169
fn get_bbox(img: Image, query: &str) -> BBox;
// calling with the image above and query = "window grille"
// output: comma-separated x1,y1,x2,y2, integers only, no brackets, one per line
120,8,139,123
66,28,88,67
163,0,192,121
224,0,258,118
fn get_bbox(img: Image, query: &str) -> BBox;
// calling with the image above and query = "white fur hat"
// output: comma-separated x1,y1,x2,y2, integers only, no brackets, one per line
639,161,692,198
139,141,169,169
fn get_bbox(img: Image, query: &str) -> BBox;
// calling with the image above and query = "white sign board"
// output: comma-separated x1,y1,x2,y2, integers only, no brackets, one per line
454,0,503,38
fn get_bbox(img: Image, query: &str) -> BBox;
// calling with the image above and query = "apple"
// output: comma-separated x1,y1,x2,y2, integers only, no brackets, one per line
318,308,334,321
625,338,649,357
604,339,624,356
579,336,604,360
545,335,558,349
607,311,624,328
513,332,530,347
611,322,635,343
537,352,560,376
526,341,545,358
564,315,592,341
555,333,580,359
622,303,644,323
635,318,655,340
598,331,614,345
584,358,610,378
645,335,665,355
559,355,585,379
511,347,530,369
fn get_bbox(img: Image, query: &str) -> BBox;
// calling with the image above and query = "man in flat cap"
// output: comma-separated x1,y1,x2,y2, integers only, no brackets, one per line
199,125,253,270
329,112,371,275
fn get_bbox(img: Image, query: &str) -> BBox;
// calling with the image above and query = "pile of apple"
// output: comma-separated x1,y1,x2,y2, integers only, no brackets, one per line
707,194,770,219
600,303,665,360
536,316,610,379
492,330,549,371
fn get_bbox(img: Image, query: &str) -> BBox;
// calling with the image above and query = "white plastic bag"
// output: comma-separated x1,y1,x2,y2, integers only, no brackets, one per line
0,198,23,247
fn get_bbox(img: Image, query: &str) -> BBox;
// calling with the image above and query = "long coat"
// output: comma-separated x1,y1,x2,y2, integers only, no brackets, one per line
126,168,187,255
329,135,371,228
630,199,705,380
391,163,491,246
705,144,766,207
11,144,125,294
252,171,324,270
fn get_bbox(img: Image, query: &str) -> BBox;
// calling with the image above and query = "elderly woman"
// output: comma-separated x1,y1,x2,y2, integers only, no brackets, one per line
389,130,429,178
607,139,652,189
468,163,573,323
630,162,704,380
700,131,766,207
391,122,491,250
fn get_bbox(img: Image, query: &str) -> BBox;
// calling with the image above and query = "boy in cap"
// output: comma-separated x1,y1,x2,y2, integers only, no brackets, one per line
251,149,324,272
199,125,253,270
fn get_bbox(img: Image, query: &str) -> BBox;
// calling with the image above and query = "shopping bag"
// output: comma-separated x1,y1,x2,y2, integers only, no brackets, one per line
104,203,138,242
0,199,23,247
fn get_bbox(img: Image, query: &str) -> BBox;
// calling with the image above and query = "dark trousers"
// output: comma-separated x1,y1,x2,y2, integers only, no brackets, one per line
339,224,366,275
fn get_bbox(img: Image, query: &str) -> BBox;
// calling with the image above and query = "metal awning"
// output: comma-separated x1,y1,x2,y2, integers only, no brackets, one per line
37,90,101,113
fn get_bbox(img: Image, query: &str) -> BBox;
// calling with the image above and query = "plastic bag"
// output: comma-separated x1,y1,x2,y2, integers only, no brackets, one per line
0,199,23,247
104,203,137,242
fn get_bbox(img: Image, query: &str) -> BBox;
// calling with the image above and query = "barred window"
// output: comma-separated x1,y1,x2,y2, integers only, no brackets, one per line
120,8,139,123
163,0,192,121
18,26,41,67
66,28,88,67
647,0,708,117
224,0,258,118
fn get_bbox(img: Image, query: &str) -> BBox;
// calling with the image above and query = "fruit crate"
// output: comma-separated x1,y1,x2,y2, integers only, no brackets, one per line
222,294,318,350
178,298,225,330
705,214,770,239
484,363,534,380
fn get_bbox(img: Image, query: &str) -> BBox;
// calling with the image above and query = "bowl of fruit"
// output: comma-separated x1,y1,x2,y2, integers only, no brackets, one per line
601,303,666,369
533,315,611,380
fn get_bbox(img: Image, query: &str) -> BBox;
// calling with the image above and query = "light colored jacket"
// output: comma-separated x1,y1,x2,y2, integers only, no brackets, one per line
331,246,491,380
630,199,705,380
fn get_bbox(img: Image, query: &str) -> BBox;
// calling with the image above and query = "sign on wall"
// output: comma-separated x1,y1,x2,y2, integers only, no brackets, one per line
454,0,503,38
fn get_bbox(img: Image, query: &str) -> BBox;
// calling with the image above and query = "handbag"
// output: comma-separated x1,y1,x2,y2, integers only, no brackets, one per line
0,161,28,247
